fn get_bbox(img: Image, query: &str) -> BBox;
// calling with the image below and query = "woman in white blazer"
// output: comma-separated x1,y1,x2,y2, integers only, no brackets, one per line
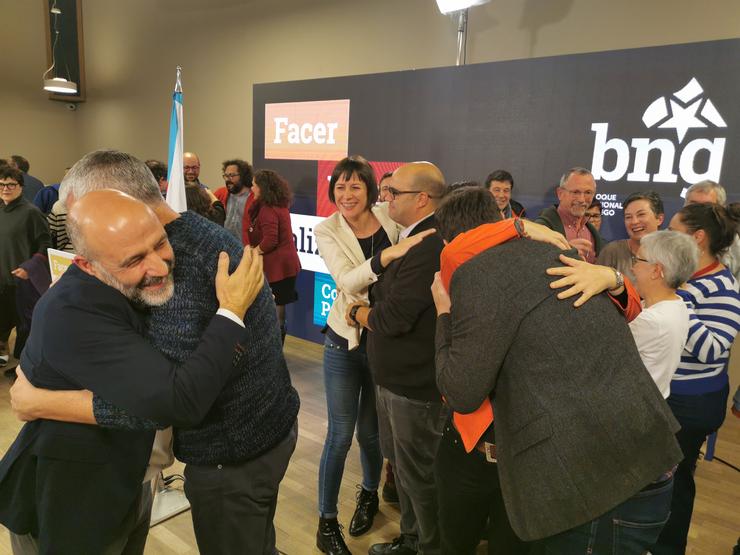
313,156,433,554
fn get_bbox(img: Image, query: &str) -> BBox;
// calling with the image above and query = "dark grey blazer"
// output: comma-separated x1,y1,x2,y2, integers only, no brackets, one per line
435,240,682,542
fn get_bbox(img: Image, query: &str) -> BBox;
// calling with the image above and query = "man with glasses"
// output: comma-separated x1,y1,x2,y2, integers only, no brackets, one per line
0,166,50,370
215,158,254,244
584,199,603,231
535,167,604,262
349,161,448,555
183,151,207,188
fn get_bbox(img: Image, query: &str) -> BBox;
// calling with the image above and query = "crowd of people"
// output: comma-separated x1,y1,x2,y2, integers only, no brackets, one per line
0,150,739,555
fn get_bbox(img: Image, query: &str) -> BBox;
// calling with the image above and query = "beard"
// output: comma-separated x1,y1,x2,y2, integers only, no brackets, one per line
226,181,244,194
93,260,175,307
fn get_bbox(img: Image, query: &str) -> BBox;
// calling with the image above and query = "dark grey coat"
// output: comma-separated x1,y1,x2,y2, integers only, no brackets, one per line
435,239,682,542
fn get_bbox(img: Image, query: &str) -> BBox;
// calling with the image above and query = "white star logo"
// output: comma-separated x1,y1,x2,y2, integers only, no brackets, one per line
658,98,706,143
641,78,727,143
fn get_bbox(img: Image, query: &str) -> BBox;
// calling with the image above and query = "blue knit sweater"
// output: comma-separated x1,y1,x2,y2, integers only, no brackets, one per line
93,211,300,465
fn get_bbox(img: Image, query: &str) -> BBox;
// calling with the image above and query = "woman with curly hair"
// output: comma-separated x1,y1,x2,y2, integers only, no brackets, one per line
248,169,301,342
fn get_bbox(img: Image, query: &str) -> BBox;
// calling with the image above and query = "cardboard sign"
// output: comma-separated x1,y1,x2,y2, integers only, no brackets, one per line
47,248,75,282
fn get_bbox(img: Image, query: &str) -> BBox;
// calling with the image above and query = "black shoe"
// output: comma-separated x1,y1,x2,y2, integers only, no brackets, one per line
381,480,398,504
317,517,352,555
368,535,417,555
349,486,379,537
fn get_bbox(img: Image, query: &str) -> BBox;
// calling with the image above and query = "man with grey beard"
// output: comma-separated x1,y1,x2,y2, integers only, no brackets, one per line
0,189,264,554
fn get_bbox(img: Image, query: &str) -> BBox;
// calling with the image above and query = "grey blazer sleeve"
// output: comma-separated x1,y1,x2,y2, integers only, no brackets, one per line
435,266,522,413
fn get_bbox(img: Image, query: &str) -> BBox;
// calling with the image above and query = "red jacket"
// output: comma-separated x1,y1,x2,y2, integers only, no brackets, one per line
247,201,301,284
214,187,254,246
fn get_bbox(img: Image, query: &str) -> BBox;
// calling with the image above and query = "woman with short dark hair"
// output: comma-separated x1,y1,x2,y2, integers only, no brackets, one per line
597,190,664,284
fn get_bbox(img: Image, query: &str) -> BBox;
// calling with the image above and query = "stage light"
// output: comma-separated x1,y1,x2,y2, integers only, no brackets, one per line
436,0,490,15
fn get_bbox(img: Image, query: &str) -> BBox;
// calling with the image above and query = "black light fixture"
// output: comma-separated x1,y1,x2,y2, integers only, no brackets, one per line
42,0,78,94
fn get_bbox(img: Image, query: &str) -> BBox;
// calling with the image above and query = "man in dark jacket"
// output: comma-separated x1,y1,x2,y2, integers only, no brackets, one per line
432,187,682,553
484,169,526,219
0,189,263,554
349,162,448,555
535,166,604,262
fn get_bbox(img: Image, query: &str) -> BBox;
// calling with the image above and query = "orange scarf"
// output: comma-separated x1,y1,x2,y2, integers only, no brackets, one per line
440,220,519,452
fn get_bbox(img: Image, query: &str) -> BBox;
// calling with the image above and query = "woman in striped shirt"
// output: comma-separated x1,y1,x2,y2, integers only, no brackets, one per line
653,202,740,555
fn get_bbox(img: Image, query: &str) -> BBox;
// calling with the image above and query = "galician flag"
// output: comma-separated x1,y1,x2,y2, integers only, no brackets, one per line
166,66,187,212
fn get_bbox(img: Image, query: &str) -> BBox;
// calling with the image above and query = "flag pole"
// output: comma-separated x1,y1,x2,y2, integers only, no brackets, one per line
165,66,187,212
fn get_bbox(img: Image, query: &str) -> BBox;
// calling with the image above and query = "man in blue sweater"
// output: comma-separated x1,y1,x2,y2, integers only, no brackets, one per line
11,150,300,555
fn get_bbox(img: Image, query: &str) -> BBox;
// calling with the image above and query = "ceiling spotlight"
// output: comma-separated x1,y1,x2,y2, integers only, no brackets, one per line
43,77,77,94
436,0,490,14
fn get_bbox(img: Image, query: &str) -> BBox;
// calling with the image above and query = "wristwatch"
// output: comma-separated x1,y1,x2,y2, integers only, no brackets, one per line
513,218,527,238
349,304,361,324
612,269,624,289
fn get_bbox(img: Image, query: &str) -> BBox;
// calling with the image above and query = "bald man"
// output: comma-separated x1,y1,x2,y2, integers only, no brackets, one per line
349,162,449,555
0,190,264,554
183,151,206,188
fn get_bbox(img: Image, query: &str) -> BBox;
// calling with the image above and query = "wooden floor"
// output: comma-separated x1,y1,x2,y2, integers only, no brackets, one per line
1,336,739,555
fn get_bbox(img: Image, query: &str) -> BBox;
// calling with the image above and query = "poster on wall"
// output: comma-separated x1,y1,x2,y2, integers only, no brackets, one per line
253,38,740,344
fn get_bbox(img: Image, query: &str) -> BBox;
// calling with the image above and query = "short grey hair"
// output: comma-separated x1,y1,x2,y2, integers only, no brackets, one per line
685,180,727,206
640,230,699,288
559,167,593,188
66,208,93,259
62,150,162,206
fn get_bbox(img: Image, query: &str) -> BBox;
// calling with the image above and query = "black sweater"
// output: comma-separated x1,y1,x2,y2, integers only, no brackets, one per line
368,214,444,402
0,197,50,289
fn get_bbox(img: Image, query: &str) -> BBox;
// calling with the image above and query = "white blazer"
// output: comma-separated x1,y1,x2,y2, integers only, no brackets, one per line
314,203,401,350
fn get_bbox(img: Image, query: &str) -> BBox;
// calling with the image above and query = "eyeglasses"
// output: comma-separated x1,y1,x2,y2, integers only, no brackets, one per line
386,186,441,200
0,182,19,190
585,212,602,220
633,256,650,264
560,187,595,198
222,173,240,179
184,165,200,171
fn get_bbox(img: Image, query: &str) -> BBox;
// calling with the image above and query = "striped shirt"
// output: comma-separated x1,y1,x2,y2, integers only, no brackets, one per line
47,200,73,252
673,268,740,395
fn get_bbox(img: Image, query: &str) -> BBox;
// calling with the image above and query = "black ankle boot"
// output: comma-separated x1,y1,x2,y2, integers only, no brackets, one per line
348,486,379,537
317,517,352,554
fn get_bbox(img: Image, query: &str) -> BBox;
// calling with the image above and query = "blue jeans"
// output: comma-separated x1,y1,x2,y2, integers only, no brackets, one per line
318,338,383,517
534,477,674,555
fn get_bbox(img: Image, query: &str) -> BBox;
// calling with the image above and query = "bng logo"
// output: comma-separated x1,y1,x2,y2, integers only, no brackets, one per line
590,78,727,185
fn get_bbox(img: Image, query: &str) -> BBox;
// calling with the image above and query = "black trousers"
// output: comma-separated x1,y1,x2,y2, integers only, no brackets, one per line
651,385,729,555
184,421,298,555
434,418,529,555
0,285,17,349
